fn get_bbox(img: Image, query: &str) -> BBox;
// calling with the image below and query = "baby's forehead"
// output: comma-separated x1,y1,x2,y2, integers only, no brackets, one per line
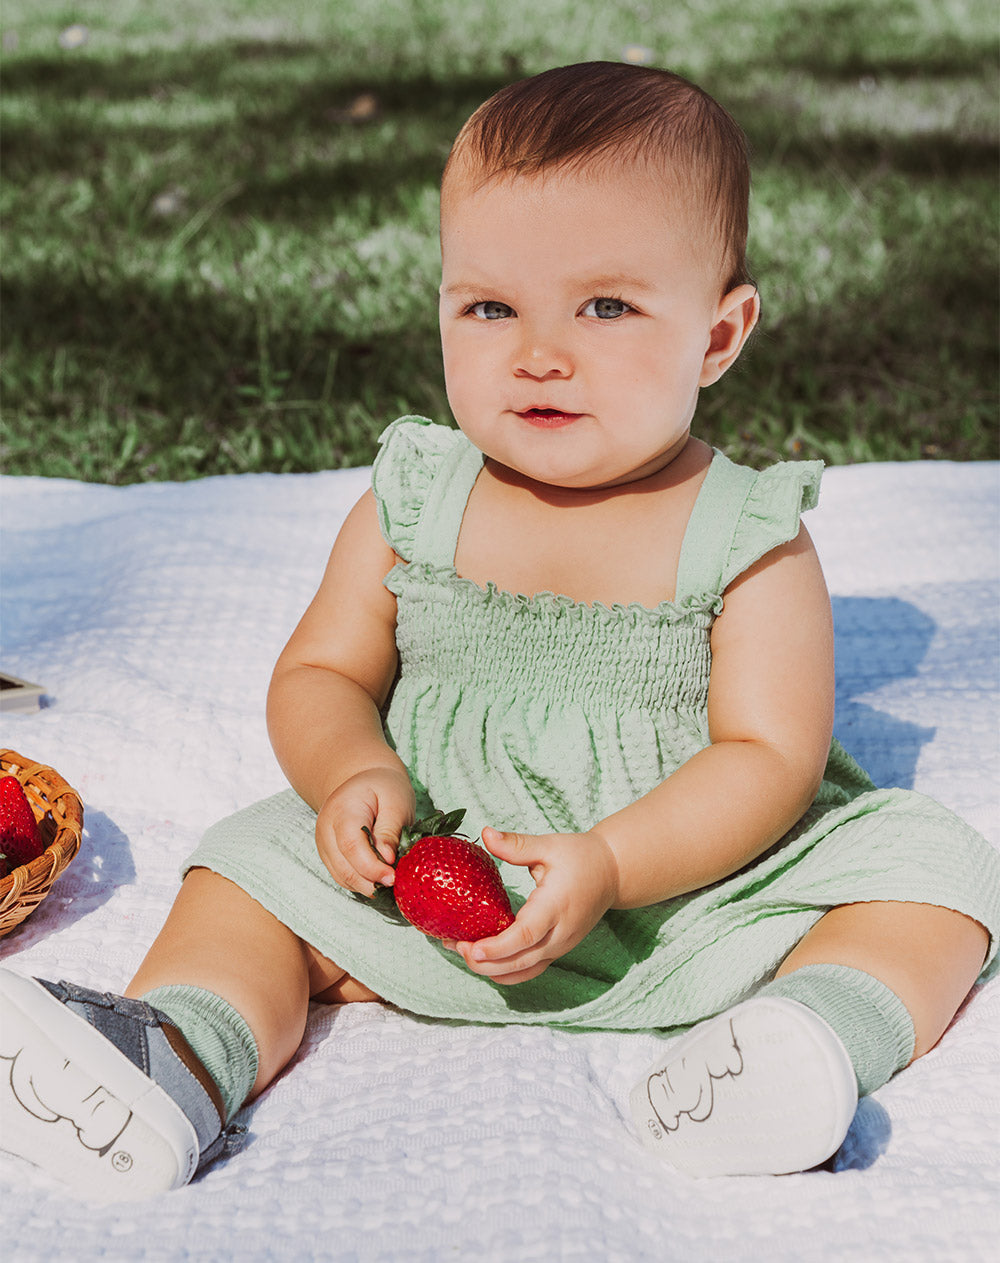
441,151,701,213
440,155,718,249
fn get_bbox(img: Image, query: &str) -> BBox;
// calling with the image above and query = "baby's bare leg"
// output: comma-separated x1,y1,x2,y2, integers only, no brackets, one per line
775,900,989,1058
126,867,379,1096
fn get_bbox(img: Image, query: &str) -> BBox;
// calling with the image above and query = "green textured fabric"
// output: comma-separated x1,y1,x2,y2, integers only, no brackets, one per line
142,985,258,1122
185,417,1000,1033
760,964,916,1095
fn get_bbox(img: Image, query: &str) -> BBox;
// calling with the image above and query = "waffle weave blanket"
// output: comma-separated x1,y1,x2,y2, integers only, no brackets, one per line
1,460,997,1262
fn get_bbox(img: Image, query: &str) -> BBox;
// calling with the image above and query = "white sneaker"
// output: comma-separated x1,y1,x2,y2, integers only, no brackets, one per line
629,997,858,1177
0,970,224,1201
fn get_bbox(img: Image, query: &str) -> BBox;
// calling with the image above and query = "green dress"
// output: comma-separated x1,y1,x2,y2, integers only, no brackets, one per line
186,417,1000,1032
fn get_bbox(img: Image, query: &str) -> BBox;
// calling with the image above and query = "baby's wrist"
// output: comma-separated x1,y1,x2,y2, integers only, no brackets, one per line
585,827,622,911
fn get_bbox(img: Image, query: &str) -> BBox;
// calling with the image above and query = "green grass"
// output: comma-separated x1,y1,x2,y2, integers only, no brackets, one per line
1,0,997,481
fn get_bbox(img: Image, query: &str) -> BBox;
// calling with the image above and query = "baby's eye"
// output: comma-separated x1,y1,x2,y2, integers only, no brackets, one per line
583,297,632,319
469,300,515,320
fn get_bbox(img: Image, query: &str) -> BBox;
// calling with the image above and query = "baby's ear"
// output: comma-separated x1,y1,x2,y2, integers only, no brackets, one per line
700,285,760,386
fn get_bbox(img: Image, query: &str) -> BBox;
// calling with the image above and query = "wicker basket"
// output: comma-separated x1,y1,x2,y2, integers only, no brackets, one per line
0,749,83,938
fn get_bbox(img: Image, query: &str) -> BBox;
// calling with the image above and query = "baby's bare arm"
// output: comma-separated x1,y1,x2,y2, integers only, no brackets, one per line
267,489,414,893
602,523,834,907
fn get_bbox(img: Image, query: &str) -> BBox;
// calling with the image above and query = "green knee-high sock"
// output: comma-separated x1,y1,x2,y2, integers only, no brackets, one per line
141,984,259,1123
758,963,916,1096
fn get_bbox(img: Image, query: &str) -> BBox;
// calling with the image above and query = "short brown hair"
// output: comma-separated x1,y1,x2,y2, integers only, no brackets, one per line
443,61,753,292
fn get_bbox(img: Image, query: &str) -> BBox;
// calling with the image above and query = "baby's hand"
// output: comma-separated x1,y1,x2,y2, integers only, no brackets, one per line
315,768,414,896
450,827,619,984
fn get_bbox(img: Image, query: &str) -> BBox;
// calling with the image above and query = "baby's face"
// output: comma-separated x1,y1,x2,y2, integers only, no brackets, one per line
439,160,738,490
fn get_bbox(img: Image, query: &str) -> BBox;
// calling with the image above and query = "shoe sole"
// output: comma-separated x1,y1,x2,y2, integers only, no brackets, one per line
0,971,200,1200
629,996,858,1177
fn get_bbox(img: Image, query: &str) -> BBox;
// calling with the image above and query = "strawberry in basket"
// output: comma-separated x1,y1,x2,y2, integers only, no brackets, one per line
0,774,45,876
368,810,514,942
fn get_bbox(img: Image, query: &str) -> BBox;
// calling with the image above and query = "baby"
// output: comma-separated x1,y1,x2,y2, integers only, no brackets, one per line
2,61,997,1198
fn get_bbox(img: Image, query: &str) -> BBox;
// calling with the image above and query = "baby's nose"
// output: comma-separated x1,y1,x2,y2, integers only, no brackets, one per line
512,322,574,379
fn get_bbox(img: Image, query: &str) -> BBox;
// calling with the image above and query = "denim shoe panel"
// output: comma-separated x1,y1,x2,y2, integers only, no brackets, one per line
145,1030,222,1158
39,981,157,1076
36,978,223,1165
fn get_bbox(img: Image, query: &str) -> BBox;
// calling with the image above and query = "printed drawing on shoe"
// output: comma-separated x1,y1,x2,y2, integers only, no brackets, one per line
2,1030,135,1165
640,1018,744,1137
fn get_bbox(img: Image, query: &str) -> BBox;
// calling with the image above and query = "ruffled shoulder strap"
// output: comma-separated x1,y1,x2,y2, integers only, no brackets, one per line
674,450,822,603
371,416,484,565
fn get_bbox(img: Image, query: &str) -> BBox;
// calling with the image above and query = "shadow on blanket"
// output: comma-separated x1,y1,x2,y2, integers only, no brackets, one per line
833,596,936,791
0,810,135,951
830,1096,893,1171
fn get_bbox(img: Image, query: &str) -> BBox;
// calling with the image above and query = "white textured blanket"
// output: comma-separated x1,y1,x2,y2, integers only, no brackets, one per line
1,461,997,1261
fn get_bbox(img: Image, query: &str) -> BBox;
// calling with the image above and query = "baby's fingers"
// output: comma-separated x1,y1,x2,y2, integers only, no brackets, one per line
473,960,551,985
318,804,395,894
457,937,555,983
468,914,545,963
456,905,557,978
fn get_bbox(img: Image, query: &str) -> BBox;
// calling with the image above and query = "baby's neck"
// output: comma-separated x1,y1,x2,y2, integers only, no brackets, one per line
457,439,714,609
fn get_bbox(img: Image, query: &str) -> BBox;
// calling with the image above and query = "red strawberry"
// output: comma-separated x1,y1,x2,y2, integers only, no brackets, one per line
386,811,514,942
0,775,45,870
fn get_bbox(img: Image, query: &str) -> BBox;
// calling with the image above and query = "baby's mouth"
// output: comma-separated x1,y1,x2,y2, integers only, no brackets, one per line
516,407,582,427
